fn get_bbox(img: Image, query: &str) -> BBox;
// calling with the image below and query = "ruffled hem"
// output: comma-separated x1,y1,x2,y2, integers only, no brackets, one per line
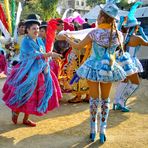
122,62,138,76
132,57,143,73
116,52,139,76
76,62,126,82
2,72,62,116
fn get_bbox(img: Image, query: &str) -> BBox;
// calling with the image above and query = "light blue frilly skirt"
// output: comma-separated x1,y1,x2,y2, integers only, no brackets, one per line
76,56,126,82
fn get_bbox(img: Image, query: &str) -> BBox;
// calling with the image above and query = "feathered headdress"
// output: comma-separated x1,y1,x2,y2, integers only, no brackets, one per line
128,1,142,20
124,1,143,28
0,4,9,31
45,19,58,52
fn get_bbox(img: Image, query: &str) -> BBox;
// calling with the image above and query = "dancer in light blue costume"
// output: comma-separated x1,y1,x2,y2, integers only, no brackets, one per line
113,1,148,112
59,0,127,143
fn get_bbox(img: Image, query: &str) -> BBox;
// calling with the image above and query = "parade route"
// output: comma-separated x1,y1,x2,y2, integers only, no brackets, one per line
0,78,148,148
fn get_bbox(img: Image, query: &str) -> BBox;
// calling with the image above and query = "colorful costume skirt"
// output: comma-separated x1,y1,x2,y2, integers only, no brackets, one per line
2,65,62,116
116,52,138,76
49,60,60,78
76,56,126,82
132,57,143,73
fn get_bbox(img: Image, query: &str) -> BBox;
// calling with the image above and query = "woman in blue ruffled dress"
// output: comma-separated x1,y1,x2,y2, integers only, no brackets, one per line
113,1,148,112
59,2,128,143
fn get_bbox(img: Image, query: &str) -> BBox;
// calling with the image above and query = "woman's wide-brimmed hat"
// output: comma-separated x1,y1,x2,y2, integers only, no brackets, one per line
124,18,141,28
100,3,119,20
24,14,41,26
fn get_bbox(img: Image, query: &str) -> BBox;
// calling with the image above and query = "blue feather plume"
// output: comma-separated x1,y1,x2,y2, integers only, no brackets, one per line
128,1,143,20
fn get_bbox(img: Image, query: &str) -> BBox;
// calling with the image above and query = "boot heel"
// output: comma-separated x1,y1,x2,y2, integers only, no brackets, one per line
121,106,130,112
116,103,122,110
100,133,106,143
90,133,96,142
113,103,116,110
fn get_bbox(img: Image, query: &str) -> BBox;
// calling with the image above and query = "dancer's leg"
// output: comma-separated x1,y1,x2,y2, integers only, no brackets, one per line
113,82,128,110
87,80,100,142
99,82,112,143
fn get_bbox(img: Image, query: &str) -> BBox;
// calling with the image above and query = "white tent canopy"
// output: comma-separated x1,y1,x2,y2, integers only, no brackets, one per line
83,5,128,22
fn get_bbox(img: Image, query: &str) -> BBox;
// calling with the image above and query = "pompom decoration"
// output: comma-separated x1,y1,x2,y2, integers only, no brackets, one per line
119,52,138,75
99,52,113,77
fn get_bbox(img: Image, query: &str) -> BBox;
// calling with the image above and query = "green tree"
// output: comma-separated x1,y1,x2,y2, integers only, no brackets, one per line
39,0,59,20
21,0,60,20
86,0,105,7
117,0,134,10
86,0,134,10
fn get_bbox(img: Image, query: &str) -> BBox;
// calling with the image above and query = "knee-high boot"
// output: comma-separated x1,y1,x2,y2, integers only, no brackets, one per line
89,97,100,142
100,98,110,143
120,83,139,112
113,82,128,110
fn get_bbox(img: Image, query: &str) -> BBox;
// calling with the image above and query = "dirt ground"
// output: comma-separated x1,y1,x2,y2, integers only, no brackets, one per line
0,77,148,148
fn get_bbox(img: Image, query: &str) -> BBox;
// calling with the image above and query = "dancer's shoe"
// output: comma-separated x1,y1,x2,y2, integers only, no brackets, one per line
23,119,36,127
100,133,106,144
121,106,130,112
12,111,19,124
90,133,96,142
115,103,130,112
113,103,121,110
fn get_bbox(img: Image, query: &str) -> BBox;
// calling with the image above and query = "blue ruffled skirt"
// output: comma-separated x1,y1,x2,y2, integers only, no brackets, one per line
132,57,143,73
76,56,126,82
116,52,138,76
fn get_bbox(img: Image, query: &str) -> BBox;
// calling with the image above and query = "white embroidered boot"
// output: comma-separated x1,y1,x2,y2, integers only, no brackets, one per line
113,82,128,110
121,83,139,112
100,98,110,143
89,97,100,142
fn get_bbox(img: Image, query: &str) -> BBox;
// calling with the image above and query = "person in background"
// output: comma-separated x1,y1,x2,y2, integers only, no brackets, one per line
39,21,47,45
82,18,91,29
113,1,148,112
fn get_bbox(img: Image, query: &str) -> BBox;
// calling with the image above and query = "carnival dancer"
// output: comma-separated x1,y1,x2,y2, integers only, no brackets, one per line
2,14,62,127
113,1,148,112
59,2,128,143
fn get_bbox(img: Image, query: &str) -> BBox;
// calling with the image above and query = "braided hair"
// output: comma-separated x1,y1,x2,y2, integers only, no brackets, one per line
124,27,135,51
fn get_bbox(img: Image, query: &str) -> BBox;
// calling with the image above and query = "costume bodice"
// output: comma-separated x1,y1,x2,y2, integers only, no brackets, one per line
91,42,118,60
89,28,122,60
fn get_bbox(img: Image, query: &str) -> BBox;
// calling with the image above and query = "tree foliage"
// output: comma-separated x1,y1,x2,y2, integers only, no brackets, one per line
86,0,134,10
86,0,105,7
0,0,60,21
22,0,60,20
